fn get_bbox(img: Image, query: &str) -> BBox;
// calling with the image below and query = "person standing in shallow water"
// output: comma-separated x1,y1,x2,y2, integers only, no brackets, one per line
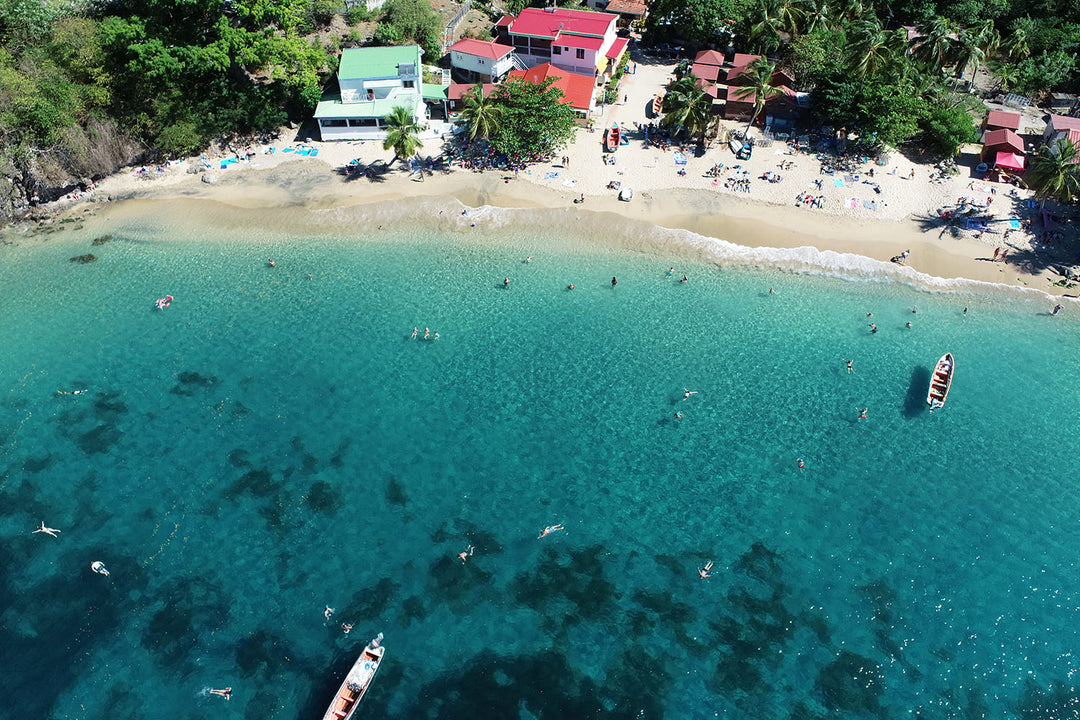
611,277,617,287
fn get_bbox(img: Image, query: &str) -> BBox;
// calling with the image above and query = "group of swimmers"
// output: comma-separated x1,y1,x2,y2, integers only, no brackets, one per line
411,327,439,341
32,522,110,575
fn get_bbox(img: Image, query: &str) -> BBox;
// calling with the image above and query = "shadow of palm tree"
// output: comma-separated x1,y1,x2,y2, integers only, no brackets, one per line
335,161,389,183
911,212,962,239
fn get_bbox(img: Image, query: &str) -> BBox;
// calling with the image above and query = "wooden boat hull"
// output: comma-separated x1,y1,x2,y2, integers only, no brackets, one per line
321,642,385,720
927,352,954,410
605,124,619,152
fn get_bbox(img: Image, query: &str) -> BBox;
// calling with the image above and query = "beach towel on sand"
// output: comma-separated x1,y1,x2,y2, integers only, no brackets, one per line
310,148,319,157
562,179,577,187
847,197,858,209
863,200,878,210
1009,218,1021,229
833,178,845,188
674,152,687,165
544,171,560,180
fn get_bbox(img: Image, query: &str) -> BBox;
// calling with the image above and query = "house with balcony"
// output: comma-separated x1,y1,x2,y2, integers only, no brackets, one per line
315,45,429,140
494,7,628,82
448,38,517,83
507,63,596,115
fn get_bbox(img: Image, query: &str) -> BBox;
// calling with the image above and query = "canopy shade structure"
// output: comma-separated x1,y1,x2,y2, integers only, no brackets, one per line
994,151,1026,171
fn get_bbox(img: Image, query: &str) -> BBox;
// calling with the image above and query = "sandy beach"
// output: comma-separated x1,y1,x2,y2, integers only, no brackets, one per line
22,55,1080,301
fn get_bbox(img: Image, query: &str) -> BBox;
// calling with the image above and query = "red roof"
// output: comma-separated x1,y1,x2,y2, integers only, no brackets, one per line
986,110,1021,131
448,83,495,101
605,37,629,61
695,49,725,66
605,0,647,15
449,38,514,60
557,34,605,51
510,7,616,39
732,53,761,67
507,63,594,111
1050,114,1080,132
983,128,1024,154
495,15,513,28
691,63,720,81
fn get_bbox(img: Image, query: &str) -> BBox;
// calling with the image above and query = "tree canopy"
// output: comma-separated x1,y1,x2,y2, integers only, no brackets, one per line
487,78,578,161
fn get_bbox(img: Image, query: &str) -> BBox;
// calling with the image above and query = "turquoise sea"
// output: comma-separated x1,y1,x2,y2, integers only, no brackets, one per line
3,200,1080,720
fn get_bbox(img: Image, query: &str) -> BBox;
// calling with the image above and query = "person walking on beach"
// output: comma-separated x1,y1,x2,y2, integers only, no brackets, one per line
993,247,1001,261
33,521,61,537
538,524,564,538
844,359,854,374
209,688,232,700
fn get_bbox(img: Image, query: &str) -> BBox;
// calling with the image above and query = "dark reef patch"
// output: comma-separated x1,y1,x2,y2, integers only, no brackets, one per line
70,253,96,263
306,480,340,516
816,651,884,715
77,423,123,454
170,371,219,396
511,545,617,627
225,468,281,500
385,475,409,507
22,454,53,473
142,577,230,666
341,578,400,621
91,234,112,246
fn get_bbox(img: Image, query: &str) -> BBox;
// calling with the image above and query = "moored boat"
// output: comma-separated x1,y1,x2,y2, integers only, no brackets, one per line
927,353,954,410
321,633,384,720
605,124,620,152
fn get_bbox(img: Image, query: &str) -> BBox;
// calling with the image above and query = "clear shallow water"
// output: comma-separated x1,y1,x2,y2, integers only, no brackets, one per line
3,210,1080,720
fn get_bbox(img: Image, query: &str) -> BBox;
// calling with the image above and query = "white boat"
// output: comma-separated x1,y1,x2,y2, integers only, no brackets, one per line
927,353,954,410
321,634,384,720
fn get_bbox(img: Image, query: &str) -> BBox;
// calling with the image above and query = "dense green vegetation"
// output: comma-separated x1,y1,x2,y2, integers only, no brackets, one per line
458,79,578,160
647,0,1080,156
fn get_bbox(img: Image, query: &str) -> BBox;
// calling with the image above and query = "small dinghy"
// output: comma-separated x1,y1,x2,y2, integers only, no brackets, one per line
927,353,954,410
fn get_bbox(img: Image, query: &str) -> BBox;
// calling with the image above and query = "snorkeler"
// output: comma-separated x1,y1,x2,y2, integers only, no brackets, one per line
458,545,474,563
324,606,334,620
341,623,353,635
698,561,714,579
209,688,232,700
33,521,61,537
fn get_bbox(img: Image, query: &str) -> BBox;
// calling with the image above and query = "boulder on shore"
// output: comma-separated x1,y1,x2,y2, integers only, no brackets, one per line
201,173,219,185
70,253,96,264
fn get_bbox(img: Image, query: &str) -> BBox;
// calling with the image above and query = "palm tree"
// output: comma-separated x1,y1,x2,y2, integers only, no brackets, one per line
830,0,864,23
749,0,785,54
799,0,831,35
951,28,985,84
382,105,424,165
1027,140,1080,204
732,57,783,132
911,16,957,75
660,76,713,141
846,19,900,78
1003,17,1034,60
459,84,504,141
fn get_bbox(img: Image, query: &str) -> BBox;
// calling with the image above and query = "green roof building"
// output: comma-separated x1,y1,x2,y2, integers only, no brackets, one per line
316,45,446,141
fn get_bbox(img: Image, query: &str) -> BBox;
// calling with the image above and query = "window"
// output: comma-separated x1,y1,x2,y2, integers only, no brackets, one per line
403,80,414,88
348,118,377,127
321,119,348,127
575,48,585,59
553,45,561,55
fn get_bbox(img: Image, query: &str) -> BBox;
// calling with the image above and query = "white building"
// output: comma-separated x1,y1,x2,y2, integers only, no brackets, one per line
448,38,516,83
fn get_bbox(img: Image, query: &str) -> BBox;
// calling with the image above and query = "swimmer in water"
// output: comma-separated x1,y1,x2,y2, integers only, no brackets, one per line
209,688,232,700
906,321,913,328
683,389,698,401
698,561,714,578
90,561,109,576
868,323,877,333
538,524,565,539
611,277,617,287
674,410,684,419
567,284,576,290
412,327,418,339
844,359,854,374
433,331,439,341
797,458,805,471
324,606,334,620
424,328,430,340
526,256,532,263
267,259,275,267
504,277,509,288
33,521,61,537
342,623,353,634
857,407,868,419
769,288,776,294
680,275,688,283
458,545,474,563
667,268,675,276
